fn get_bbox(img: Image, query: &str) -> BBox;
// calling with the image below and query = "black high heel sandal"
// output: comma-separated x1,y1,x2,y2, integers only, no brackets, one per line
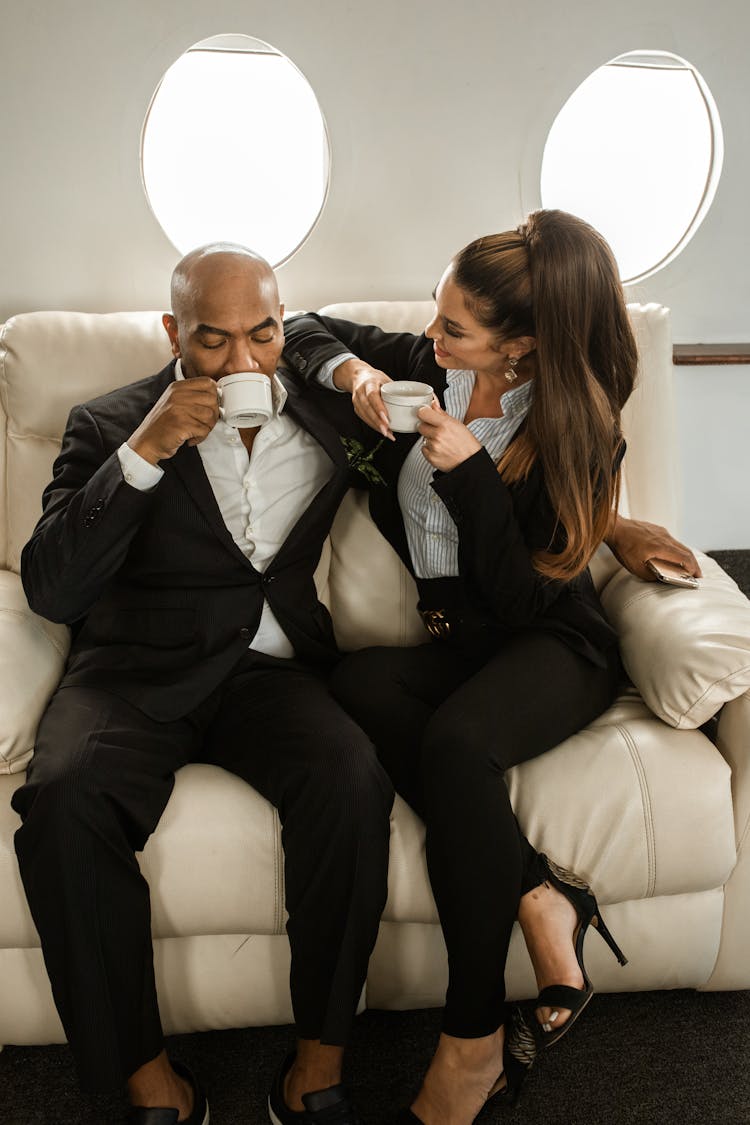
533,853,628,1049
394,1006,537,1123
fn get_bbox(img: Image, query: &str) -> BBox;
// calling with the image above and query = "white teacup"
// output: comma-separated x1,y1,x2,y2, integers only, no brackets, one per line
216,372,273,428
380,381,434,433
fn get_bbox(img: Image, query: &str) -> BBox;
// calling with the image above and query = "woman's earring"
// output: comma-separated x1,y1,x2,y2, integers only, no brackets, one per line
505,355,519,384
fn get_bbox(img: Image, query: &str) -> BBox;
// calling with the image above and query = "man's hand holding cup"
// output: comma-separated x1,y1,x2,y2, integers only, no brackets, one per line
128,377,221,465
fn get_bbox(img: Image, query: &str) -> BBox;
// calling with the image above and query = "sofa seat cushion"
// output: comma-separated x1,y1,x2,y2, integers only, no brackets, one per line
383,692,736,923
0,765,287,947
0,572,70,774
1,695,736,948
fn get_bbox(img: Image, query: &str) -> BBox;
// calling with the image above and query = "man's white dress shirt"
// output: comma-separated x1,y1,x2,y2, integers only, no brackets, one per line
117,362,333,658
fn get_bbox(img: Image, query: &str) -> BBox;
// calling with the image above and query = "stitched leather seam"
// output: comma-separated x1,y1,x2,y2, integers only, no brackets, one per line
680,664,750,724
734,807,750,859
0,607,70,659
0,747,33,770
0,740,31,764
0,322,9,416
6,429,60,443
616,722,657,897
719,698,750,859
273,807,285,934
616,589,667,612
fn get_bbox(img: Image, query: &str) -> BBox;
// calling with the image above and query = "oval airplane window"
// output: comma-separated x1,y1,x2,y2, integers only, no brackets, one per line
141,33,330,266
540,51,723,283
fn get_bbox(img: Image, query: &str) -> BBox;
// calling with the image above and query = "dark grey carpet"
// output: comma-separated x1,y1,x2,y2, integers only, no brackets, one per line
2,991,750,1124
708,549,750,596
2,551,748,1125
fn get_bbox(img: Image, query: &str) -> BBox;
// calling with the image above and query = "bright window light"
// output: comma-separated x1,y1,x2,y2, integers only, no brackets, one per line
540,51,723,283
141,34,330,266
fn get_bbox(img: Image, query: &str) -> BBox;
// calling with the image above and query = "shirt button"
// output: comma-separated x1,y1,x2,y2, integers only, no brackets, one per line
239,627,251,639
244,526,254,540
229,435,241,445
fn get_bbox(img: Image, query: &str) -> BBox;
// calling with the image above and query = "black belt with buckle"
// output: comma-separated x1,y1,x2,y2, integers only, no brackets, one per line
419,608,452,639
417,578,499,646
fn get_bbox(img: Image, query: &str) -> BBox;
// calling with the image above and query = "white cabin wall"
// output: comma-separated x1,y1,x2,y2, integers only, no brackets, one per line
676,366,750,550
0,0,748,545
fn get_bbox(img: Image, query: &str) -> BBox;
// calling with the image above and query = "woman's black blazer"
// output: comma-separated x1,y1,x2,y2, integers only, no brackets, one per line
284,314,620,667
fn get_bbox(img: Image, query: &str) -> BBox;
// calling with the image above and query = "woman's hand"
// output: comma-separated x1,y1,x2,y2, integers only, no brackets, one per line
332,358,395,439
417,403,482,471
605,515,702,581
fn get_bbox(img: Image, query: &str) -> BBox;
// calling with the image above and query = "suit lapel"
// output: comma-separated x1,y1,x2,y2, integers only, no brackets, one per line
267,371,351,564
277,369,349,472
137,364,241,563
134,364,250,567
169,443,258,570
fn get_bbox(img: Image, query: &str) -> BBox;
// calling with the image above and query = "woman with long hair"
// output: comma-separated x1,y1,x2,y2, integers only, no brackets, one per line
283,209,698,1124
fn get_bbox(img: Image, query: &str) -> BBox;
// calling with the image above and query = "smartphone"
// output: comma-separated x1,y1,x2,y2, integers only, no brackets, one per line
646,557,700,589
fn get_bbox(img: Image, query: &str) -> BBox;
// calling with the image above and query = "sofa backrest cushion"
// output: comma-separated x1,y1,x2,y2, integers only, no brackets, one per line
318,300,680,532
0,311,172,571
0,301,676,647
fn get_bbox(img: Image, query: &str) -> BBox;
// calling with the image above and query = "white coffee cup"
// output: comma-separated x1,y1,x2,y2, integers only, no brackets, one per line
380,381,434,433
216,372,273,428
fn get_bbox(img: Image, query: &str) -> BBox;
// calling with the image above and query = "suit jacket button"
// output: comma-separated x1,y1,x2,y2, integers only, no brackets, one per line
239,627,251,640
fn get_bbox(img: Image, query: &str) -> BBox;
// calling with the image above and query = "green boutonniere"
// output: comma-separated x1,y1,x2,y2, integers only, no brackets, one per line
340,436,386,486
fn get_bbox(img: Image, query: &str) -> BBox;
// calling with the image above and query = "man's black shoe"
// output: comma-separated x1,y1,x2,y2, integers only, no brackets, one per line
268,1052,361,1124
128,1060,209,1124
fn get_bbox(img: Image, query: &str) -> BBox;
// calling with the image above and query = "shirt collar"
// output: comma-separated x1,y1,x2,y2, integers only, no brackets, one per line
499,378,534,418
174,359,288,414
446,369,534,420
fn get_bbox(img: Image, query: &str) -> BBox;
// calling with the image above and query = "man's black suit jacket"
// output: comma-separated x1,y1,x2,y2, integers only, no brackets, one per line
284,314,620,668
21,361,362,721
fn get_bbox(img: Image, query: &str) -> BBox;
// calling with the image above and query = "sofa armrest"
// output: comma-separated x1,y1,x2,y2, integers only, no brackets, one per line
702,688,750,989
600,552,750,729
0,570,70,773
715,689,750,856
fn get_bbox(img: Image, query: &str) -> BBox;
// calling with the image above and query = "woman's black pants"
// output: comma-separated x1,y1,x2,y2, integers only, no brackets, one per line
329,629,620,1039
12,650,394,1092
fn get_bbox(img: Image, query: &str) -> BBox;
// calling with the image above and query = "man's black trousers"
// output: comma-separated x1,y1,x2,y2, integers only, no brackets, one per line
12,650,394,1092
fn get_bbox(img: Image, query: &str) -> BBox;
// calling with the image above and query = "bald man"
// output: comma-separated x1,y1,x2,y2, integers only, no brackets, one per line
13,245,393,1125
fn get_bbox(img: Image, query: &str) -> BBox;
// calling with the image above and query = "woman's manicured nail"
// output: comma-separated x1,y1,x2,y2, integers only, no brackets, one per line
549,1010,559,1024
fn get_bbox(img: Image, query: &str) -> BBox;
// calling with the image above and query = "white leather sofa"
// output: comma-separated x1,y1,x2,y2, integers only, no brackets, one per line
1,302,749,1050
